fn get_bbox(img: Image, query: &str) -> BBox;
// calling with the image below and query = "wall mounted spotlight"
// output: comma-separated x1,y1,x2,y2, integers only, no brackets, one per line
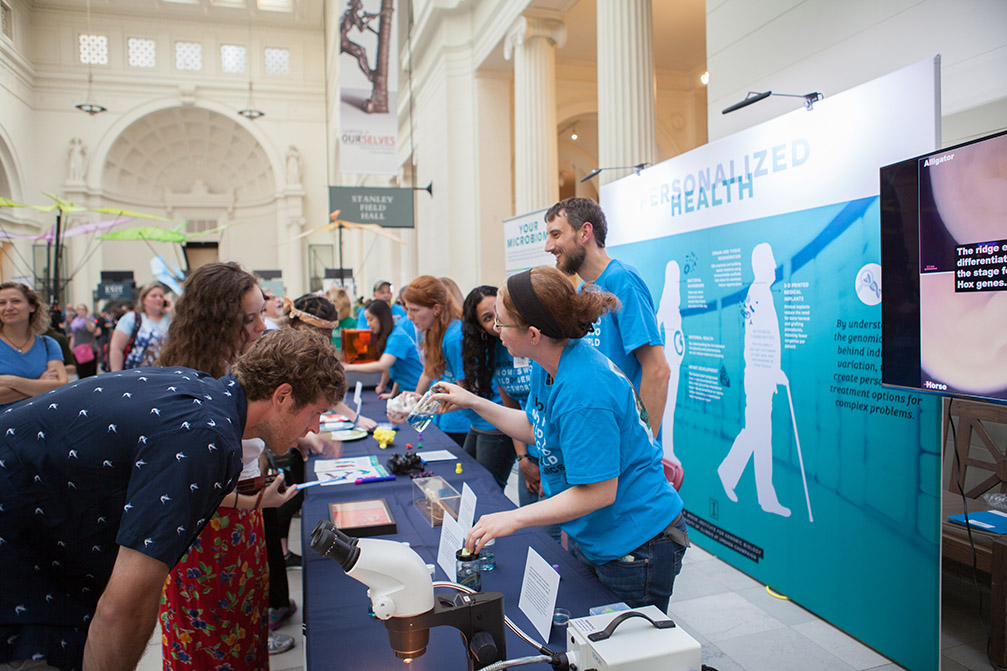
580,163,649,183
722,90,823,114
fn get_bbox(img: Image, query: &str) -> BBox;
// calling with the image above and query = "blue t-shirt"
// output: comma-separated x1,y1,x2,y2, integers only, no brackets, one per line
445,332,505,433
525,339,682,564
356,303,407,329
491,344,534,451
0,335,63,410
383,318,424,393
492,344,531,409
434,320,471,434
585,259,663,392
0,368,245,671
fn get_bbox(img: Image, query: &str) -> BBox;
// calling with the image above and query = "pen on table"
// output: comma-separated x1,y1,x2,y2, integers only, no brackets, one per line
355,475,396,485
295,480,323,490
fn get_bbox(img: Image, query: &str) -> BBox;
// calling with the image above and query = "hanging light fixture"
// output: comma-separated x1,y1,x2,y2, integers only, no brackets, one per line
75,0,107,115
238,81,265,120
237,23,265,120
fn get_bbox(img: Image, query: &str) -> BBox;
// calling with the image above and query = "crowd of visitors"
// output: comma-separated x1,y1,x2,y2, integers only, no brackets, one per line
1,197,688,671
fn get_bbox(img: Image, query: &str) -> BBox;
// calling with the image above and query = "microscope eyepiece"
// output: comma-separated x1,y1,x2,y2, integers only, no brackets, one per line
310,520,360,571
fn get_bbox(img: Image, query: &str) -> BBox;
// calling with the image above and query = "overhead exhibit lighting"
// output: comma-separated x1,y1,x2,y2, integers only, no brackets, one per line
75,71,107,115
722,90,823,114
237,81,265,120
580,162,649,183
237,23,265,120
75,0,107,115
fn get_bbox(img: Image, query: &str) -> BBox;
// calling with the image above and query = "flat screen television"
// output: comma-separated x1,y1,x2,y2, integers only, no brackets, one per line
880,129,1006,403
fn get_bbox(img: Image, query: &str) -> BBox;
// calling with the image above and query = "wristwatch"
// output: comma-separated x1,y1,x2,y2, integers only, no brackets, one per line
515,454,529,462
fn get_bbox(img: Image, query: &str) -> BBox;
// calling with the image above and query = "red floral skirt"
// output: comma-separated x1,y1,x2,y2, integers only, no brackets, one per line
159,508,269,671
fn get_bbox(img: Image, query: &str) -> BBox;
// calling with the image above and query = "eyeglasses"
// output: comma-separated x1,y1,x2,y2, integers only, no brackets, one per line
493,315,519,329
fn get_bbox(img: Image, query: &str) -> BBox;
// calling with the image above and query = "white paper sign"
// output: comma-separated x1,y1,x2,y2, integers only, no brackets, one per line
518,547,561,642
353,381,363,419
458,483,477,533
436,513,466,582
415,449,456,462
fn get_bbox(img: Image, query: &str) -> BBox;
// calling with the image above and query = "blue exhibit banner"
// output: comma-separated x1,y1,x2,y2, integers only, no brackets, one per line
602,59,941,670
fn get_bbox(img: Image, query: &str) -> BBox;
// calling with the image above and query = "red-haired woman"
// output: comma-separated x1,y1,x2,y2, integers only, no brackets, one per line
401,276,470,445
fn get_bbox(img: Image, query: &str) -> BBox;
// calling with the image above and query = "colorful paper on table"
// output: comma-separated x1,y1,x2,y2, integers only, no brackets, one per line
519,547,561,642
321,413,351,423
414,449,456,462
314,456,389,486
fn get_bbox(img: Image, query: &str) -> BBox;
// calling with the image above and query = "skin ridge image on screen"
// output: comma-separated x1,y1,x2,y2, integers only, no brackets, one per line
880,130,1007,403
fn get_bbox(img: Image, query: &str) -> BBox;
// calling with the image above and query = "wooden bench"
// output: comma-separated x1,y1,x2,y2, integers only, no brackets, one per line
942,399,1007,667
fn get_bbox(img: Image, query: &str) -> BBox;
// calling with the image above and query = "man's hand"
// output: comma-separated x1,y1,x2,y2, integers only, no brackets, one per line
260,473,299,508
83,546,169,671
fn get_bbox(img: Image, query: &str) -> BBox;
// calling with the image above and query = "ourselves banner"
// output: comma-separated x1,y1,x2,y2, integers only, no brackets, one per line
337,0,398,175
601,58,942,671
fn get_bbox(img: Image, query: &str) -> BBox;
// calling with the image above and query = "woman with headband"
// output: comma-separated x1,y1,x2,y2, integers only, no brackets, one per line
432,266,688,611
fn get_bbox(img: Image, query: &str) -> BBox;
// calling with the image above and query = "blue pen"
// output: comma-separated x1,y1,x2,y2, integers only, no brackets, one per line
296,480,324,490
355,475,395,485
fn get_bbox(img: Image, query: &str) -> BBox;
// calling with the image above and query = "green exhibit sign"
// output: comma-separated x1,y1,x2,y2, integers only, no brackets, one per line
328,186,415,228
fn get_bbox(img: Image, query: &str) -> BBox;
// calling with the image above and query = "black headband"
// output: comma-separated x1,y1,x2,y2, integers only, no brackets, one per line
506,270,565,340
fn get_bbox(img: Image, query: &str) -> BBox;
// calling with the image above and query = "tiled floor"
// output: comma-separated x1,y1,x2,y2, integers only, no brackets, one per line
132,477,996,671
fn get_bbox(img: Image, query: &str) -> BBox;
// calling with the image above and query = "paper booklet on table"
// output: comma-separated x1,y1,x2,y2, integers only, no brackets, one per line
314,456,389,486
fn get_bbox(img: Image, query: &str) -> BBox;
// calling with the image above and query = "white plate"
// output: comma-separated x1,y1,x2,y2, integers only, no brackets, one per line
330,429,369,442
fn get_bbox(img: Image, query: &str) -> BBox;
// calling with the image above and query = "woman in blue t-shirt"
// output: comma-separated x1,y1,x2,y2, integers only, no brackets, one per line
344,298,424,397
402,275,469,446
0,282,67,409
458,285,529,490
433,266,689,611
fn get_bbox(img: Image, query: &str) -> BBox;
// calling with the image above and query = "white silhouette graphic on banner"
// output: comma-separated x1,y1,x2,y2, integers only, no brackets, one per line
657,260,684,472
717,243,792,517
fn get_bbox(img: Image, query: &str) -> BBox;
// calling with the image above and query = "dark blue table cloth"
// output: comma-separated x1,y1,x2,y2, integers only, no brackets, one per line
301,391,618,669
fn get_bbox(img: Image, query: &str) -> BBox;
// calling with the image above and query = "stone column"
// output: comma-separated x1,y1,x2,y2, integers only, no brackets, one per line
505,15,565,213
596,0,656,186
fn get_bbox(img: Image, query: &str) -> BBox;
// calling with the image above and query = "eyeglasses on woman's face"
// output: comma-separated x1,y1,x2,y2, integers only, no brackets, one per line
493,314,519,330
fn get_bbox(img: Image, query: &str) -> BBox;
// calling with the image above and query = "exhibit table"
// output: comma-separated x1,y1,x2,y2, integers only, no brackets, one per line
300,391,617,669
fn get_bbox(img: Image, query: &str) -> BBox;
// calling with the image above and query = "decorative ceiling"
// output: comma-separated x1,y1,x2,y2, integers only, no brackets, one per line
102,106,275,204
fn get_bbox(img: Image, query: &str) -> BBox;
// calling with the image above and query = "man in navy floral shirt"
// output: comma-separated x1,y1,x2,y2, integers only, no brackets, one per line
0,329,345,671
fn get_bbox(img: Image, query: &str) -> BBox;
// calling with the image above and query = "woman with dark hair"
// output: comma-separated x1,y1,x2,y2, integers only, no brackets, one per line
433,266,689,611
109,281,172,370
459,285,531,490
343,298,423,397
158,262,300,667
402,275,469,444
0,282,67,408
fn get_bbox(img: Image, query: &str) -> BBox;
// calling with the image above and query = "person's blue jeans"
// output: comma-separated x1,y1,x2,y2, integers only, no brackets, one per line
569,516,688,612
463,429,515,490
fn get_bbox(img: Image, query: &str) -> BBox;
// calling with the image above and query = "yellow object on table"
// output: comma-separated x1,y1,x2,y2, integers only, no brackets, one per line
373,427,396,449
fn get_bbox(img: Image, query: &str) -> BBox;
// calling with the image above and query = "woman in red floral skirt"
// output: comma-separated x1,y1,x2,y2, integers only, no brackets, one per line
156,263,298,670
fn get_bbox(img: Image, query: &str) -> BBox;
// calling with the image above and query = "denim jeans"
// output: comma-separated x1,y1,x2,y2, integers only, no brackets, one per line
569,516,688,612
463,429,516,490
